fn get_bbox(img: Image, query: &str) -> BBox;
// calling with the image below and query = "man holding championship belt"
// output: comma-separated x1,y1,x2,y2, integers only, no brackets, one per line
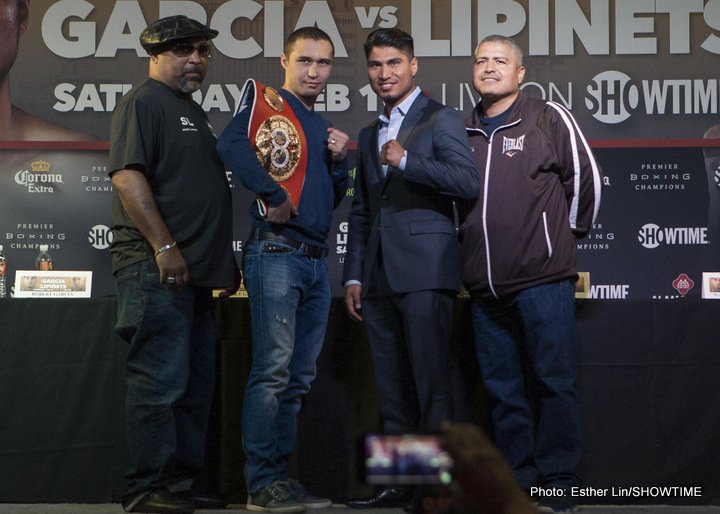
217,27,349,513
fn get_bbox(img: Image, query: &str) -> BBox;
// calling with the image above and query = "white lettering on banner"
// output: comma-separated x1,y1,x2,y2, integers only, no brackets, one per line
354,5,398,29
588,285,630,299
54,83,132,112
586,72,720,123
630,170,690,191
5,230,66,247
638,224,710,249
42,0,348,58
439,82,573,111
336,222,348,256
314,84,351,113
40,0,720,58
51,75,720,122
642,79,718,115
52,82,347,113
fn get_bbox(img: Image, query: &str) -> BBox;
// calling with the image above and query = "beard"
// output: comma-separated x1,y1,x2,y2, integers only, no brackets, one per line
178,67,205,94
178,75,202,94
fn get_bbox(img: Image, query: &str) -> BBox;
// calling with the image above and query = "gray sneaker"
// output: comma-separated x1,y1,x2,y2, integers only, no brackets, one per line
247,481,307,513
286,478,332,509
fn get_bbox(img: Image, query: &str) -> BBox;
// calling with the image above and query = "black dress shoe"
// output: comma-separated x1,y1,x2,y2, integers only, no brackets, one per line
189,490,229,509
347,487,412,509
126,488,195,513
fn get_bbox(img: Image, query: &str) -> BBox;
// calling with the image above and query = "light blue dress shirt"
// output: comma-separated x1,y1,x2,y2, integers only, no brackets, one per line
377,86,422,174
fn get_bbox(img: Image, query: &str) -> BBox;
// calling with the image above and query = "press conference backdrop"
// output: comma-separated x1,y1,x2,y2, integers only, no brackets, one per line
2,0,720,298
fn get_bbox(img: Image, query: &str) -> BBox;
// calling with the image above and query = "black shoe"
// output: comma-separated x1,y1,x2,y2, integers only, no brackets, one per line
125,488,195,513
347,487,412,509
186,490,229,509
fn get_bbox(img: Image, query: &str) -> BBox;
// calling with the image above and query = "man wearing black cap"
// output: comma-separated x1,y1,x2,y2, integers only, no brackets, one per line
109,15,238,514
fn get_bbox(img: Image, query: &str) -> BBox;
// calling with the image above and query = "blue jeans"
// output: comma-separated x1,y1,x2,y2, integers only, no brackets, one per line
241,240,331,494
114,259,216,507
471,279,581,491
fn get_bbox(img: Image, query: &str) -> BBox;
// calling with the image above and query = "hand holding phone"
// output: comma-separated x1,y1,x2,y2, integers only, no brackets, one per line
360,433,454,485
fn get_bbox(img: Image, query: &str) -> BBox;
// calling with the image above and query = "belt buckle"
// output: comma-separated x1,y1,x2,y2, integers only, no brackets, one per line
299,243,312,258
305,245,325,258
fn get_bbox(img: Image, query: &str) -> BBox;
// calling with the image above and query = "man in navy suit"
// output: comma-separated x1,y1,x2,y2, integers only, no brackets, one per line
343,28,479,509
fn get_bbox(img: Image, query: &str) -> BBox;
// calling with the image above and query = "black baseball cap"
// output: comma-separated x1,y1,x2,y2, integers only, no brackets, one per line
140,15,218,52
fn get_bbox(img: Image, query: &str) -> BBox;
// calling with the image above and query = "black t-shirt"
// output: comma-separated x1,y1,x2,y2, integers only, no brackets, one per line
109,78,235,288
479,107,512,136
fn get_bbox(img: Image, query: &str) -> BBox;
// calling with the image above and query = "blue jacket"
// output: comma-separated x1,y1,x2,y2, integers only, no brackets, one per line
217,86,348,247
343,93,480,294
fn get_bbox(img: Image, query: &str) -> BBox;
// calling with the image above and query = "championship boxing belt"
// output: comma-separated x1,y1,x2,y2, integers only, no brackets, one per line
240,78,308,216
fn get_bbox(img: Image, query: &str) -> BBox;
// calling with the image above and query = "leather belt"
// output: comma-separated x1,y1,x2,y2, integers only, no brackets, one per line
247,230,328,258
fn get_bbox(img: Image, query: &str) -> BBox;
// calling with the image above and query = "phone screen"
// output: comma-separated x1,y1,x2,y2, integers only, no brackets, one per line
361,433,453,485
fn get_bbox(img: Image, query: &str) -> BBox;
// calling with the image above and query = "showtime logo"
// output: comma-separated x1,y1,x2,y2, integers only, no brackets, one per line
587,284,630,299
638,223,709,249
88,224,113,250
585,71,720,124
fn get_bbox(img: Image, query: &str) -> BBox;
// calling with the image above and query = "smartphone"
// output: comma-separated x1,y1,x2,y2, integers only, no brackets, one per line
359,433,454,485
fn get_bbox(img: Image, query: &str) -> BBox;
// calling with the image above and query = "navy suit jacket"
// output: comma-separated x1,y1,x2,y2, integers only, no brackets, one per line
342,93,480,294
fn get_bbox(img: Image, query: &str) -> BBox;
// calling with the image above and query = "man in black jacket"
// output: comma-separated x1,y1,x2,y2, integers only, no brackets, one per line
460,35,602,514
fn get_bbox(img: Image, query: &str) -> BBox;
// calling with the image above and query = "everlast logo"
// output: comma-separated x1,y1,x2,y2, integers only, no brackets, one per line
502,135,525,157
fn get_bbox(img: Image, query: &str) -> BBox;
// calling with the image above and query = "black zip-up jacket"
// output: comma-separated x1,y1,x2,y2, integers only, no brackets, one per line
460,92,603,299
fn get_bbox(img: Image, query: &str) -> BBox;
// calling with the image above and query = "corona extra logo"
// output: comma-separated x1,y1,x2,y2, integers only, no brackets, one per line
15,160,64,193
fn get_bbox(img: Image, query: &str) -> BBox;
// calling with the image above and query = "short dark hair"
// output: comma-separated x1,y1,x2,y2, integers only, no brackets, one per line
284,26,334,56
476,35,524,66
363,28,414,60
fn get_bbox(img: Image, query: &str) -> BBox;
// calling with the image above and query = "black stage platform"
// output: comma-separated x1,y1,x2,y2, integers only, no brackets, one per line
0,297,718,507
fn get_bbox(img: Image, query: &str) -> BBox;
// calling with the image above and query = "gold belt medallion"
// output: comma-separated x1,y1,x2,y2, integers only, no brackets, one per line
255,115,302,182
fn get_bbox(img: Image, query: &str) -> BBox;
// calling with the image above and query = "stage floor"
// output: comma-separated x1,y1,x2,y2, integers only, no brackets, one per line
0,505,718,513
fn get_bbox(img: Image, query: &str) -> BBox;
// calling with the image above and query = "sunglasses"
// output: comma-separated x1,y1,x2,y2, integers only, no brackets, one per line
167,41,212,58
